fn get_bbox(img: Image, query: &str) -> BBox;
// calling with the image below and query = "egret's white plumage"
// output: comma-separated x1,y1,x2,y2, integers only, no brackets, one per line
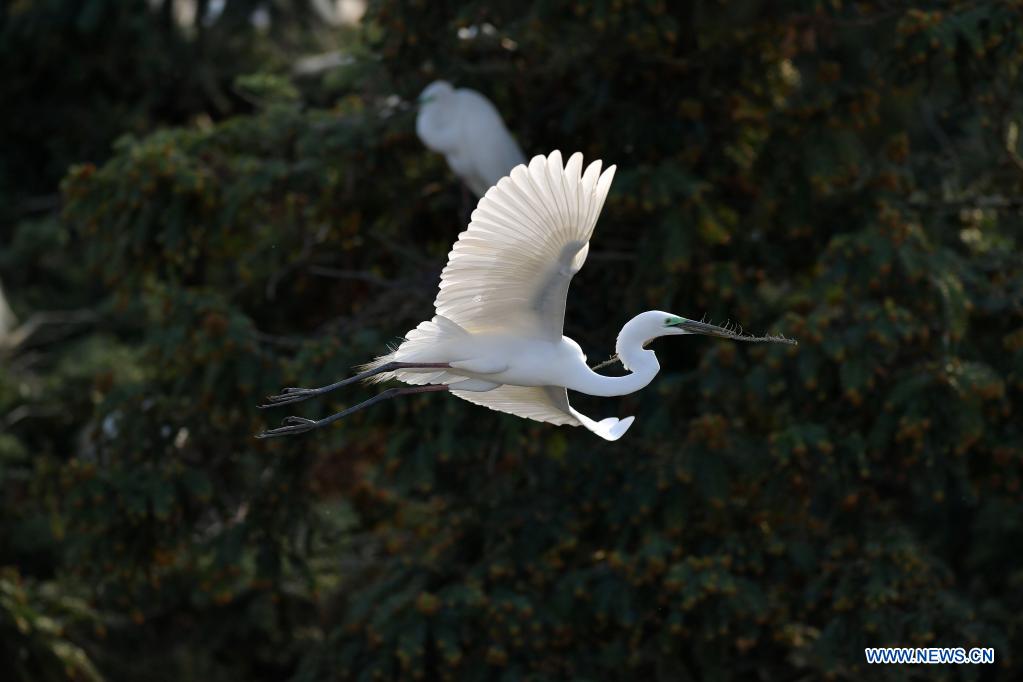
366,151,630,439
416,81,526,196
259,151,796,441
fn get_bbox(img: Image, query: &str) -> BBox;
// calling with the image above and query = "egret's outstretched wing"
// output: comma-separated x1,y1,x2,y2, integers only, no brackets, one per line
434,150,616,341
451,385,634,441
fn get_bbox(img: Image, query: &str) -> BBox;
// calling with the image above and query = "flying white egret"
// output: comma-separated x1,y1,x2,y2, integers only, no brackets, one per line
416,80,526,197
258,151,796,441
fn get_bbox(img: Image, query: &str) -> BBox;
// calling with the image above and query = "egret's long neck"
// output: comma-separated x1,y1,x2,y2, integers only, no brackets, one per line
567,318,660,397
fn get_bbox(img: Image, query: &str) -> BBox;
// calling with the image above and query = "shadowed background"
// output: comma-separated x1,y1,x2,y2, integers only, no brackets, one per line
1,1,1021,680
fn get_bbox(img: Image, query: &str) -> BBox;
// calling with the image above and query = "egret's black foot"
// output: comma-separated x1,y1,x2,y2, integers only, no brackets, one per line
256,416,321,439
255,383,450,440
259,364,452,411
260,387,322,408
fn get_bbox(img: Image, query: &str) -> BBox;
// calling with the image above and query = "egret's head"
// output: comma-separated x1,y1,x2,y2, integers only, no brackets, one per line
418,80,454,107
659,314,742,339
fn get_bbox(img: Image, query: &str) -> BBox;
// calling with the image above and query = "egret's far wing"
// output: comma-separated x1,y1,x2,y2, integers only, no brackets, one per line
434,150,616,341
451,385,579,426
451,384,635,441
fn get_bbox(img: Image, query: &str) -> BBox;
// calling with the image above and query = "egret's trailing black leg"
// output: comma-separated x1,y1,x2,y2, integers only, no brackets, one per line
256,384,450,439
260,362,451,408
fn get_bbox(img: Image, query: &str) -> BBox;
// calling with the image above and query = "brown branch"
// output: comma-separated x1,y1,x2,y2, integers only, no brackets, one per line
1,405,62,431
15,194,61,216
251,330,305,349
0,309,98,351
307,265,401,288
905,195,1023,210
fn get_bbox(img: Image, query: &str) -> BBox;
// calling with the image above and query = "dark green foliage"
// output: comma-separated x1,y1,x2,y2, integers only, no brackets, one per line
3,1,1023,680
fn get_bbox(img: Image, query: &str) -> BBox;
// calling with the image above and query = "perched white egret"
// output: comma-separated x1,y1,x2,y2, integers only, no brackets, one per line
416,80,526,197
259,151,795,441
0,280,15,343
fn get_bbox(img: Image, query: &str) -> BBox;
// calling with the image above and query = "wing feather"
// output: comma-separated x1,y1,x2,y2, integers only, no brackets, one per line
433,150,616,340
451,385,635,441
451,385,580,426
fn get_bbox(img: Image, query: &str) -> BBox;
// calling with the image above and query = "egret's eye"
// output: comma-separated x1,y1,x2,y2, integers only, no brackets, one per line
664,317,672,325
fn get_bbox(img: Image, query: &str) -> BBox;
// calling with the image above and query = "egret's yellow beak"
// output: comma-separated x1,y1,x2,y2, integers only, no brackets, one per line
670,318,738,338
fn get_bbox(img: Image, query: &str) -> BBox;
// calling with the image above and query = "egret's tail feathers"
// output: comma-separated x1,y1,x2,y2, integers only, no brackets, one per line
569,408,635,441
357,316,468,385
